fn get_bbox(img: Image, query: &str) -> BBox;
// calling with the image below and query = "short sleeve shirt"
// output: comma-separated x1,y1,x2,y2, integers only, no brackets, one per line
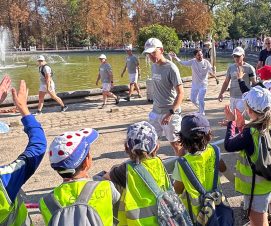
99,63,112,83
259,49,271,66
126,55,139,74
226,63,256,98
39,65,52,85
152,60,183,114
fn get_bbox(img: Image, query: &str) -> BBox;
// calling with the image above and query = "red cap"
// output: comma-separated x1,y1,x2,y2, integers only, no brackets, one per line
257,65,271,80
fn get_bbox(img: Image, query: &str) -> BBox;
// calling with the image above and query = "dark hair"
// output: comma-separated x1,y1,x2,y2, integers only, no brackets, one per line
54,161,85,179
193,48,202,56
178,131,212,154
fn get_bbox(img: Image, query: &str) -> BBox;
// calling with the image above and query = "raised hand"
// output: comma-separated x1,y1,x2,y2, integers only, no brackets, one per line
11,80,30,116
237,66,245,79
224,105,235,121
235,109,245,130
0,75,11,103
168,51,177,59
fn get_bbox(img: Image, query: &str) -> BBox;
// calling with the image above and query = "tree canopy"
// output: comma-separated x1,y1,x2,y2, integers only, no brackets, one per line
0,0,270,49
138,24,180,53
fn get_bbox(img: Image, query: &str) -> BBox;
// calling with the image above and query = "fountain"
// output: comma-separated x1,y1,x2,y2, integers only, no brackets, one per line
0,27,27,70
0,26,8,67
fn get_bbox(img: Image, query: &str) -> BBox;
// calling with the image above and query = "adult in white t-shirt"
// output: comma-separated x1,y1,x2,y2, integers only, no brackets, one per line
170,49,217,115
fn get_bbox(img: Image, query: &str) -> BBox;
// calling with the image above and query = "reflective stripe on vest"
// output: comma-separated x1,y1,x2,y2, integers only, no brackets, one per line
235,128,271,195
177,144,217,218
126,205,157,219
117,157,170,226
40,180,113,226
0,179,31,226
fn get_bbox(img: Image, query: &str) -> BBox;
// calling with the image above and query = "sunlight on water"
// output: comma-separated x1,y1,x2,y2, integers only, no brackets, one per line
0,52,231,95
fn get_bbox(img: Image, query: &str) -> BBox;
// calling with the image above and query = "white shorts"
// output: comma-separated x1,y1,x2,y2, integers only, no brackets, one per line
230,97,245,113
39,82,55,93
102,83,111,92
244,192,271,213
129,72,138,83
148,111,181,142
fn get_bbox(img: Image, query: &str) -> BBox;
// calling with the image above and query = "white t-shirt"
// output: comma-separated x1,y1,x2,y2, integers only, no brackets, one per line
178,58,213,87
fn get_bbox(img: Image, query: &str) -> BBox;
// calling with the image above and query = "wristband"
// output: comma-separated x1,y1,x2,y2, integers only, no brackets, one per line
169,109,175,115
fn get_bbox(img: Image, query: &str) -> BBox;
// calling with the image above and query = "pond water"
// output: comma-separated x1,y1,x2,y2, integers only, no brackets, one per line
0,52,232,95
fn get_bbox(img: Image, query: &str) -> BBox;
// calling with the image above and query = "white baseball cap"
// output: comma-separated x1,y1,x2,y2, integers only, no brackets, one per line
125,44,132,51
232,47,245,56
143,38,163,54
98,54,107,59
242,85,271,113
37,55,45,61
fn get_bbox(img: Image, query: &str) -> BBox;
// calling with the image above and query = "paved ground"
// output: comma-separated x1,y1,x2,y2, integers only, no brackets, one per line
0,76,249,225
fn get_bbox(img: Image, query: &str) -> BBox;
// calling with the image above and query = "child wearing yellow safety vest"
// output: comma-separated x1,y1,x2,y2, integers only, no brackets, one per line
223,85,271,226
172,113,227,222
103,121,171,226
39,128,120,226
0,78,47,226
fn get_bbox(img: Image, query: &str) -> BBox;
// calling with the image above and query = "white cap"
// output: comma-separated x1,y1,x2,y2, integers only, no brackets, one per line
232,47,245,56
98,54,107,59
143,38,163,54
125,44,132,51
37,55,45,61
242,85,271,113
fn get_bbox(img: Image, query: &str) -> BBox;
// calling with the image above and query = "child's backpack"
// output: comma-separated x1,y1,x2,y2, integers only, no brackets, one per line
129,162,193,226
43,181,104,226
245,130,271,217
178,144,234,226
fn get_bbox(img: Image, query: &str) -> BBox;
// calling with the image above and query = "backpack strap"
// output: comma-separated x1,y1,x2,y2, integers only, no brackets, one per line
39,65,46,77
128,162,162,198
211,144,220,190
43,192,62,215
178,157,206,195
76,181,100,204
43,181,100,215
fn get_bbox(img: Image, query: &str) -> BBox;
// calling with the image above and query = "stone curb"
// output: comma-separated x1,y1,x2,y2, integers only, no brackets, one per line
0,71,226,107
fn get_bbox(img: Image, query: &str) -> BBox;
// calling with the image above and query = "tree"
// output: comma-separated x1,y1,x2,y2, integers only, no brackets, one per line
212,4,234,40
172,0,213,39
137,24,180,53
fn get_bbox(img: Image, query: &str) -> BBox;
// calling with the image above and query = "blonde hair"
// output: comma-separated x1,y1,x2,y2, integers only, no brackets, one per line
245,105,271,133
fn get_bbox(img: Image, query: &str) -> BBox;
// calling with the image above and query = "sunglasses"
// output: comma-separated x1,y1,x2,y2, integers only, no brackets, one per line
233,55,241,58
265,42,271,44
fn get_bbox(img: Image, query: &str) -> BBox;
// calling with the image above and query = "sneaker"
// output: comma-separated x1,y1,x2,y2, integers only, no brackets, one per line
124,96,130,101
138,94,142,98
33,110,42,116
61,105,68,112
115,96,120,104
99,104,105,109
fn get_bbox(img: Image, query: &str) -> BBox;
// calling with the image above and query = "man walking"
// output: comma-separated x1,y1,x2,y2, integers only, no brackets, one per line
34,55,68,115
143,38,184,156
121,44,142,101
96,54,120,108
218,47,256,113
170,49,218,115
256,37,271,70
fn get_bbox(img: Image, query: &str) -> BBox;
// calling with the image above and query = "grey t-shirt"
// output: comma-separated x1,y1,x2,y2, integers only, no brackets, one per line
39,65,52,85
99,63,112,83
152,60,183,114
226,63,256,98
179,59,213,86
126,55,139,74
